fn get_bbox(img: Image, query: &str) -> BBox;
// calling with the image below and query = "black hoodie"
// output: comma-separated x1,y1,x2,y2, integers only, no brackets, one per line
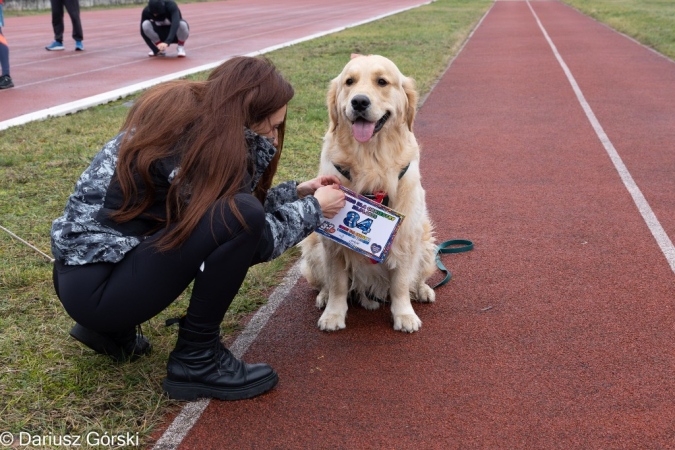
140,0,183,52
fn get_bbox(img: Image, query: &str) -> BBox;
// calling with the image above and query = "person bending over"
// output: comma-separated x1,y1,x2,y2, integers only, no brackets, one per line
141,0,189,57
51,56,345,401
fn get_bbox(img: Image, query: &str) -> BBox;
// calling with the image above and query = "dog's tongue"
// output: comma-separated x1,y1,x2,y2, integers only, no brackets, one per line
352,119,376,143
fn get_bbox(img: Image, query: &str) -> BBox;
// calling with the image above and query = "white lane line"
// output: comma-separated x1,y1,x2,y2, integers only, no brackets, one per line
0,1,432,131
229,263,303,359
150,399,210,450
526,0,675,274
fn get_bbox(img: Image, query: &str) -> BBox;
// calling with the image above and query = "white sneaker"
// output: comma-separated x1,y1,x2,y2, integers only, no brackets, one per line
177,46,186,58
148,50,166,57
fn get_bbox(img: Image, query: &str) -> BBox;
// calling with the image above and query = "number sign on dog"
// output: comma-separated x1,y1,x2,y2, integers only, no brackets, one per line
314,185,405,263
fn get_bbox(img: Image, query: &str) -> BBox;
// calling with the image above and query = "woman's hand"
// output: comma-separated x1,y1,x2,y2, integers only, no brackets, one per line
313,184,346,219
297,175,341,199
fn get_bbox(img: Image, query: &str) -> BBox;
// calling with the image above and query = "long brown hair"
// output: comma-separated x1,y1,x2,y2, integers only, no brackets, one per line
110,56,294,251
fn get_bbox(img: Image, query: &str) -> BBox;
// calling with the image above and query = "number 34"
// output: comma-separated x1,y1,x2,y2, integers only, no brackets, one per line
343,212,373,234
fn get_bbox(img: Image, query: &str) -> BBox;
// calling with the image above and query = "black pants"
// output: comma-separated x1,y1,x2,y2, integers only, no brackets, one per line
53,194,265,333
50,0,83,43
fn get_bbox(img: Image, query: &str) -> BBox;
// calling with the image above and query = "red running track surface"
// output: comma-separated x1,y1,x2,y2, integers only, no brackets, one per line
157,1,675,448
0,0,429,124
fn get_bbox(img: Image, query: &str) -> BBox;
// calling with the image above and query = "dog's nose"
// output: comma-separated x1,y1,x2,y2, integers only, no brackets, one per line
351,95,371,112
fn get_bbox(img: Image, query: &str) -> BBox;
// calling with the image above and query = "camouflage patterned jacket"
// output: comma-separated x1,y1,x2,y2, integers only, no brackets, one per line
51,130,323,265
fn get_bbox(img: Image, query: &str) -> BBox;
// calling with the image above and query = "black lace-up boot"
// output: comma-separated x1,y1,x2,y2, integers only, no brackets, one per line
69,323,152,362
162,323,278,401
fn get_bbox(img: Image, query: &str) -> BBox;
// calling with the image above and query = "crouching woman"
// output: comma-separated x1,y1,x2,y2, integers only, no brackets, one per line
50,56,345,401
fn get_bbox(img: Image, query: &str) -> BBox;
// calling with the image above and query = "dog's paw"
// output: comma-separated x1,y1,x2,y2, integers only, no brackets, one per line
315,290,328,309
392,313,422,333
416,283,436,303
318,312,346,331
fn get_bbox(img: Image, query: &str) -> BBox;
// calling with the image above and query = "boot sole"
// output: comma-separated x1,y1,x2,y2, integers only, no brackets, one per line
162,371,279,401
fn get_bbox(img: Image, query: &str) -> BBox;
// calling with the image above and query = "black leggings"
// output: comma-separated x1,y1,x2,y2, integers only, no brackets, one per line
53,194,265,333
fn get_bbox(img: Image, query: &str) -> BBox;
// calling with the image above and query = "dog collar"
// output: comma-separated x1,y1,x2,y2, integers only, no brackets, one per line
332,163,410,207
332,163,410,183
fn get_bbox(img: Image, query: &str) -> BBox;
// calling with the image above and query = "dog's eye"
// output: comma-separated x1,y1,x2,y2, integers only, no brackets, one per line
346,78,354,86
377,78,388,87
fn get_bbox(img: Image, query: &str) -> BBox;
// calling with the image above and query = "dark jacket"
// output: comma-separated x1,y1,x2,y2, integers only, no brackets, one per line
51,130,323,265
141,0,183,52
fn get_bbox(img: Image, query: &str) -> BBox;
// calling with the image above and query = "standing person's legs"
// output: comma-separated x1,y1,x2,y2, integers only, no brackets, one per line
0,27,14,89
0,29,8,75
50,0,65,43
0,2,11,86
62,0,83,42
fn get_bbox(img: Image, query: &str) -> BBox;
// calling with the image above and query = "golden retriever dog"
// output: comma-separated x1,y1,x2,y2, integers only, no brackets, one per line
300,54,437,333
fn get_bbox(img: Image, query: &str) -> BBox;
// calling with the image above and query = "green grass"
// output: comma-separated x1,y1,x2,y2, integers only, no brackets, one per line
561,0,675,59
0,0,490,447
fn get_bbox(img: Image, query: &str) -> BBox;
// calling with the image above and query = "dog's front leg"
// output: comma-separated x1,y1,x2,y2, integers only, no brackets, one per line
389,267,422,332
317,256,350,331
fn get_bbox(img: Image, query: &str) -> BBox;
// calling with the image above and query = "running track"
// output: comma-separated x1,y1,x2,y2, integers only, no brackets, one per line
0,0,430,129
151,1,675,448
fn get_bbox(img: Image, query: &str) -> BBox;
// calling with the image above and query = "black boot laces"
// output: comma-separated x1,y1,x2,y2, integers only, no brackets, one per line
213,340,239,376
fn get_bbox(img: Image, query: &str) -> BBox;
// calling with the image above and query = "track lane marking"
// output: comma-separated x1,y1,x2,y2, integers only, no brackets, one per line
526,0,675,274
0,1,431,130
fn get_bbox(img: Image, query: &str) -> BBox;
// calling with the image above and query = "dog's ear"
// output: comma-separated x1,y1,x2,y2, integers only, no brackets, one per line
403,76,418,131
327,76,339,132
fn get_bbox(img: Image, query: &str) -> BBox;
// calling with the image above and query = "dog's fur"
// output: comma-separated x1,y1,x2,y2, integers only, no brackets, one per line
300,55,437,332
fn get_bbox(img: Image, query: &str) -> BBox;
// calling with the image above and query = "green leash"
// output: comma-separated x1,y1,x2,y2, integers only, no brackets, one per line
363,239,473,304
432,239,474,289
